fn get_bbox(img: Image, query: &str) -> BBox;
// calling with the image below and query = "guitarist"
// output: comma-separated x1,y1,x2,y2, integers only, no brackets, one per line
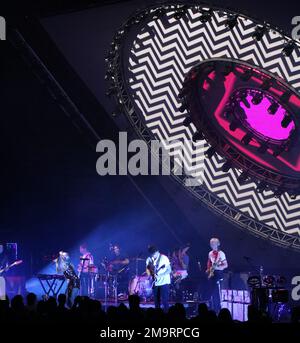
146,246,171,312
0,244,9,274
206,238,228,313
0,244,9,299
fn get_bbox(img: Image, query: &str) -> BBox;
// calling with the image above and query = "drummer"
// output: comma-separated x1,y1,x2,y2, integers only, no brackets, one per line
171,245,190,301
108,244,130,273
108,244,130,297
171,245,190,273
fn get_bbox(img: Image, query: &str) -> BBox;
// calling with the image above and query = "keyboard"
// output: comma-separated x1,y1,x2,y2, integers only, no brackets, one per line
37,274,65,280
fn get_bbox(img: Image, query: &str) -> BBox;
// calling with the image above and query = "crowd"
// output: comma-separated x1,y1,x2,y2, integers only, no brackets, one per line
0,293,300,339
1,293,300,323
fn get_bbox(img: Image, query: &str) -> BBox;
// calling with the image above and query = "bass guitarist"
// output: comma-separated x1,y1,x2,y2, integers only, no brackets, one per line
206,238,228,313
146,246,171,312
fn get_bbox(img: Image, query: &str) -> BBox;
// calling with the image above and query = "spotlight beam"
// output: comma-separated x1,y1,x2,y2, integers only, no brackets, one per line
226,15,238,30
252,25,267,41
282,41,297,56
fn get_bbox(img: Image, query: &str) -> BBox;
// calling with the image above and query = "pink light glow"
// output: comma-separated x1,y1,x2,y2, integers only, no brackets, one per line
205,65,300,173
240,95,295,140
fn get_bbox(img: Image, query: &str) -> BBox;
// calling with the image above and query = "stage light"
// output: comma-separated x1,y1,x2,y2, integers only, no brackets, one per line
104,73,111,81
273,187,284,198
267,102,279,115
273,144,286,157
174,5,187,20
257,143,268,154
108,49,117,58
290,193,298,200
241,132,253,145
280,92,291,103
252,25,267,41
257,181,267,193
240,69,253,81
282,41,297,56
174,12,184,20
183,116,192,126
238,92,250,108
153,7,167,19
223,64,234,76
178,85,190,99
223,107,233,119
114,33,123,43
203,62,215,76
111,102,124,117
124,17,135,29
229,119,239,131
106,86,116,97
226,15,238,30
260,79,272,91
205,146,216,158
105,68,114,79
179,102,187,113
221,160,232,172
192,131,204,142
134,15,144,25
237,171,249,184
251,92,263,105
281,114,292,128
199,9,213,23
241,97,250,108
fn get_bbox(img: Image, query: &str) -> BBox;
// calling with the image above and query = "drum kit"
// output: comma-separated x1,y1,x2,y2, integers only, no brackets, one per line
91,256,148,303
247,271,290,321
90,255,188,303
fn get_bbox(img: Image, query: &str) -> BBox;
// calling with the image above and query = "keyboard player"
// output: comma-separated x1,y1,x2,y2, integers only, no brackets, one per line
56,251,80,307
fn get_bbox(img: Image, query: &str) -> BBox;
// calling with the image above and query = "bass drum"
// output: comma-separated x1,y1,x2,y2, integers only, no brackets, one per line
129,275,153,300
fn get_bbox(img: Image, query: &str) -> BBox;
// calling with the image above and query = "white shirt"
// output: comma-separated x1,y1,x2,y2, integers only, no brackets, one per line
78,252,94,273
208,250,227,271
146,254,171,286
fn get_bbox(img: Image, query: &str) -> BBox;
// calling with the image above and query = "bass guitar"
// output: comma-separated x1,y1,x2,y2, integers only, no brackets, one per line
0,260,23,275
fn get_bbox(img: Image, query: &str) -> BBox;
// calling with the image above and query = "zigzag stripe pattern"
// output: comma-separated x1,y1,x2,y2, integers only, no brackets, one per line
126,8,300,235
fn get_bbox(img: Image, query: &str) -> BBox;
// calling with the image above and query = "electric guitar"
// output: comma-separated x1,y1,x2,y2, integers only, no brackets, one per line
146,263,166,287
207,260,223,279
0,260,23,275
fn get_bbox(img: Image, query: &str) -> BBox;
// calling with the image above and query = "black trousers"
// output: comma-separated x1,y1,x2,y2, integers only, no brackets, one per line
66,286,80,308
208,270,223,313
153,284,170,312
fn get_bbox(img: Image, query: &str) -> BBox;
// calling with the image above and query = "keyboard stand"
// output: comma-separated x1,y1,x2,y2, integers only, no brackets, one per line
38,275,66,298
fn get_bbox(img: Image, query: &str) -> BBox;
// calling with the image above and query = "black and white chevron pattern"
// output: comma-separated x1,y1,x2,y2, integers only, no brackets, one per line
125,7,300,236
